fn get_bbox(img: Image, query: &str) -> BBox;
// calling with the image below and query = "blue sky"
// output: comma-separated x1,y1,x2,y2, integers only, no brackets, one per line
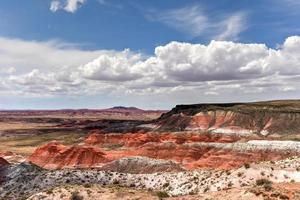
1,0,300,51
0,0,299,109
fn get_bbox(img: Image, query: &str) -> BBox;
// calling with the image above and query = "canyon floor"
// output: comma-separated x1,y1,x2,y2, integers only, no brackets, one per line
1,101,300,199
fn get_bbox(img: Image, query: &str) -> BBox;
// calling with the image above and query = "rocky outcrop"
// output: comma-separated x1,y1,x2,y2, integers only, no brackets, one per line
26,100,300,171
0,157,9,184
0,151,25,164
3,157,300,199
29,140,300,170
0,157,9,167
28,142,108,169
154,100,300,136
85,131,240,146
117,142,295,169
100,156,185,174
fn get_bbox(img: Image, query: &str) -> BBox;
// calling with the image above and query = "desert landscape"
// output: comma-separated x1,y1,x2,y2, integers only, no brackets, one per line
1,1,300,199
1,100,300,199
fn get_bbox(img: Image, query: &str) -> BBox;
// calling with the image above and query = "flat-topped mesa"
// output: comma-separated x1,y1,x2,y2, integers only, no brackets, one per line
160,100,300,117
154,100,300,135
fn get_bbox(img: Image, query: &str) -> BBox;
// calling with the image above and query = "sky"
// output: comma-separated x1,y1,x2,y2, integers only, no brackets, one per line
0,0,299,109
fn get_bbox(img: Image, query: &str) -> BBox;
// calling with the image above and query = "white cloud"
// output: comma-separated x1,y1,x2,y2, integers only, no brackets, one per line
65,0,86,13
0,37,112,96
0,66,15,74
79,49,145,81
148,5,247,40
0,37,107,74
0,36,299,106
152,5,208,38
216,12,247,41
50,1,61,12
50,0,87,13
151,40,269,82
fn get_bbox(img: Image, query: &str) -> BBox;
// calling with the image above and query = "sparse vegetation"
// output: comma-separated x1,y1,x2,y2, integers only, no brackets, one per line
84,184,92,188
46,189,53,195
1,101,300,200
256,178,272,186
203,186,210,193
237,172,243,177
163,182,170,188
155,191,169,198
70,191,84,200
244,163,250,169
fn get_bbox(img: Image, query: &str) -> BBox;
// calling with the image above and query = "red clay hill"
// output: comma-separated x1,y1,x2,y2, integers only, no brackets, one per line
28,100,300,172
28,142,108,169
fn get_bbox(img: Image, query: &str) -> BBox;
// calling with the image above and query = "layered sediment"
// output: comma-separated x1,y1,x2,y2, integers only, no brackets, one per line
154,101,300,135
27,100,300,171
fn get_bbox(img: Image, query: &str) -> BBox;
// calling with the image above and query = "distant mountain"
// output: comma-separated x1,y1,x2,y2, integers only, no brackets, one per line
110,106,141,110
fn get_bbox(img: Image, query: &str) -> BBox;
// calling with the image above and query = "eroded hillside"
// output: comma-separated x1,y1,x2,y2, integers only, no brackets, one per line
1,100,300,199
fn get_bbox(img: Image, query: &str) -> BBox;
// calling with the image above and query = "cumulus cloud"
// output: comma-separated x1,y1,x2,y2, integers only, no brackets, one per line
79,49,145,81
78,35,300,101
147,5,247,40
0,37,111,96
50,0,87,13
150,40,269,82
0,36,299,106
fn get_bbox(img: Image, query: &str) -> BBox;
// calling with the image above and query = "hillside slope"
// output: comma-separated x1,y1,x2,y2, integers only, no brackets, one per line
154,100,300,136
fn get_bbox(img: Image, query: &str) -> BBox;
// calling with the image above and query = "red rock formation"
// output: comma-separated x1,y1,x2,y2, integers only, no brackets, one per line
0,151,25,164
28,142,109,170
0,157,9,184
23,101,300,172
0,151,14,157
156,102,300,136
29,139,295,171
85,131,240,147
107,142,292,170
0,157,9,167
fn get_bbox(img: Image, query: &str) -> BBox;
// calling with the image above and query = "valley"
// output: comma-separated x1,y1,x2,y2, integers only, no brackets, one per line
1,101,300,199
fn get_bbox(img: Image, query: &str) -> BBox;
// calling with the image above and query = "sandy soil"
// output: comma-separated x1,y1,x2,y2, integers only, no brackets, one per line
28,185,161,200
28,182,300,200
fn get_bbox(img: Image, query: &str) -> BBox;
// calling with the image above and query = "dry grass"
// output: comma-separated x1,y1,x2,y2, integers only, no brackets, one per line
0,131,86,155
0,122,54,131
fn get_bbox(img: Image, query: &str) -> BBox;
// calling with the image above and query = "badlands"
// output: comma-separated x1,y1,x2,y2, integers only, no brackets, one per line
1,100,300,199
